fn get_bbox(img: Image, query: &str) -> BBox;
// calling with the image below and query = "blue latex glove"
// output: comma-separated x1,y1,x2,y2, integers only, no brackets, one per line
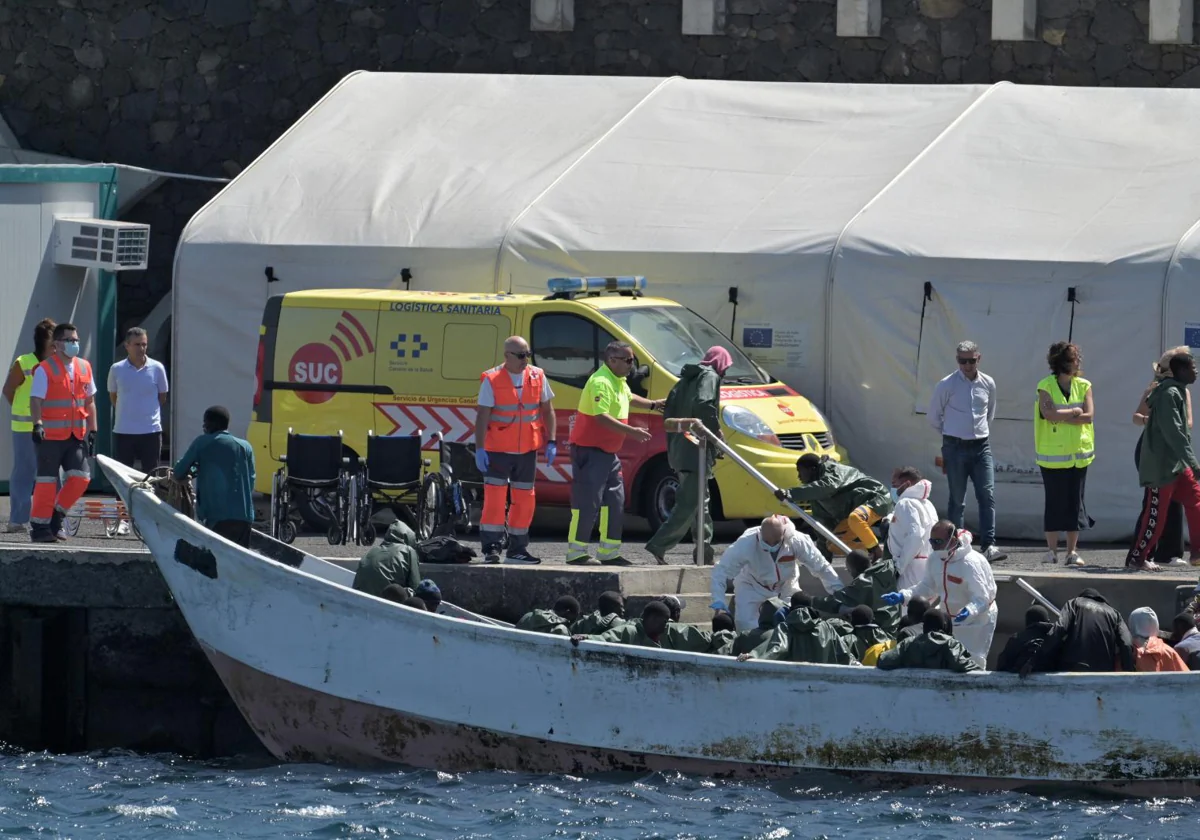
954,607,971,624
774,607,790,626
711,601,728,612
881,591,904,606
545,442,557,466
474,448,489,474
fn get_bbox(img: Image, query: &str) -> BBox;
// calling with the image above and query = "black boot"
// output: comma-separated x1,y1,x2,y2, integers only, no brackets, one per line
49,510,66,541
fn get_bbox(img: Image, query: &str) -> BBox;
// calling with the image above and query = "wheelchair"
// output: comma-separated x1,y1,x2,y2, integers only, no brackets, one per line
417,434,485,540
351,430,431,546
270,429,354,546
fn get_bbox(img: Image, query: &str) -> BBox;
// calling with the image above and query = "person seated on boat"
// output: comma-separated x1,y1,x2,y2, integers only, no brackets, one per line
847,605,893,662
736,601,856,665
711,514,843,633
775,454,893,560
1169,612,1200,669
402,595,430,611
381,584,411,603
897,596,931,641
571,591,628,635
996,605,1055,674
811,549,902,635
861,636,898,666
352,520,422,599
731,597,788,657
414,579,443,613
654,594,686,623
1130,607,1188,672
1032,588,1135,673
571,601,711,651
876,608,980,673
881,521,997,669
709,610,739,655
172,405,256,547
518,596,580,636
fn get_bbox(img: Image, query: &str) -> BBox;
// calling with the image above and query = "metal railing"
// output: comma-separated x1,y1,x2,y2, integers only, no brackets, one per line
662,417,1061,617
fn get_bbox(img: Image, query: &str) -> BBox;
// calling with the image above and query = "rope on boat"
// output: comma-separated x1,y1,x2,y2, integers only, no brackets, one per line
132,466,196,520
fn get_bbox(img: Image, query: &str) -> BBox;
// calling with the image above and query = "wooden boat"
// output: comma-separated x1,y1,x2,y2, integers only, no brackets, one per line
100,455,1200,795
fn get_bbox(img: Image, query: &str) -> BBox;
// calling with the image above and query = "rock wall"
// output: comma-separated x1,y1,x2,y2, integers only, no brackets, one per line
3,0,1200,328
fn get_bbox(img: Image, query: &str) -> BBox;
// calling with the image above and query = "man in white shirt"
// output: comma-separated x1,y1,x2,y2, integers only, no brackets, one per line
927,340,1006,563
107,327,168,534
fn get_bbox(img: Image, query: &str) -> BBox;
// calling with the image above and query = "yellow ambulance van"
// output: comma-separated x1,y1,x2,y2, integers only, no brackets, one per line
248,277,844,530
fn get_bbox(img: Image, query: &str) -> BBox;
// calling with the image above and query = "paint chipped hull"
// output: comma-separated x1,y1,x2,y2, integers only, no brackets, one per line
101,456,1200,794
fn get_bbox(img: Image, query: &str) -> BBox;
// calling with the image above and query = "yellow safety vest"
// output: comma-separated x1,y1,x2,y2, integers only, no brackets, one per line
10,352,38,432
1034,374,1095,469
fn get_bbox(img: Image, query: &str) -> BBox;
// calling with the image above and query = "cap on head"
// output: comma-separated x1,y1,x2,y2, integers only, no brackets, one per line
1129,606,1159,640
1025,605,1049,627
1174,612,1197,632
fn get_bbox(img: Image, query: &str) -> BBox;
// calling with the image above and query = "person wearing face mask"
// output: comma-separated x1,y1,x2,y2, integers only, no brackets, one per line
881,519,997,669
886,466,937,590
173,406,256,546
27,323,97,543
709,514,843,632
1126,351,1200,571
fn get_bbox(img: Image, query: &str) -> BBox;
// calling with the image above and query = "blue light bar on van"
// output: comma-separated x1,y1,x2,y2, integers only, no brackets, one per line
546,276,647,293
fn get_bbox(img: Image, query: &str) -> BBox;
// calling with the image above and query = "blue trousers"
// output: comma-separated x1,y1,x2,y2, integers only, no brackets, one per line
8,429,36,525
941,435,996,548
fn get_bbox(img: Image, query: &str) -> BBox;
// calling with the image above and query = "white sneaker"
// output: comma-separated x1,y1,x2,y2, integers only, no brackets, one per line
1065,552,1085,567
1042,551,1058,564
983,545,1008,563
1166,557,1189,567
116,520,131,536
5,522,27,534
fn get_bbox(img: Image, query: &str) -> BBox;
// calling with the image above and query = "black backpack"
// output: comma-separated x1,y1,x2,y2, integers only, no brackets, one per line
418,535,477,564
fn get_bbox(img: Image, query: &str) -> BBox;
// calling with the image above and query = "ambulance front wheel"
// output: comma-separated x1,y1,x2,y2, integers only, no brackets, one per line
643,460,677,532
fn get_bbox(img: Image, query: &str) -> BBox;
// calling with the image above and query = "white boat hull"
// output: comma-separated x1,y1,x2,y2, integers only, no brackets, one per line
101,456,1200,794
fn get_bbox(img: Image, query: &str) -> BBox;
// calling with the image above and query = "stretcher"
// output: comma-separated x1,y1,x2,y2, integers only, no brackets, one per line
63,496,129,538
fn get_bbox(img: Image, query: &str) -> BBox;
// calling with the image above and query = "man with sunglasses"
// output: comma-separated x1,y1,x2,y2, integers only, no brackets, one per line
475,336,557,564
928,341,1007,564
567,341,664,565
882,519,998,669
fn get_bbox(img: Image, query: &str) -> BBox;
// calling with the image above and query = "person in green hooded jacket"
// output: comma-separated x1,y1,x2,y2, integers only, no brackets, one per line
646,347,732,565
572,601,712,651
352,520,422,597
739,605,856,664
846,605,893,662
518,596,580,636
708,610,739,655
730,597,787,656
811,549,903,634
1126,351,1200,570
778,454,893,559
571,591,630,635
876,608,979,673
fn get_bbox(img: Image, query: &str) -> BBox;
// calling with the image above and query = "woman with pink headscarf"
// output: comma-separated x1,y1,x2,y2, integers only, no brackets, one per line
646,346,732,564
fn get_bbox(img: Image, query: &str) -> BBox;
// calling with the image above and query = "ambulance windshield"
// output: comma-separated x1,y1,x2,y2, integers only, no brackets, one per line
605,306,769,385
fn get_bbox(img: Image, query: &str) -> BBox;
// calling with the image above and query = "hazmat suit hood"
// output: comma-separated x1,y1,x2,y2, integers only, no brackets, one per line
899,479,933,502
382,519,418,549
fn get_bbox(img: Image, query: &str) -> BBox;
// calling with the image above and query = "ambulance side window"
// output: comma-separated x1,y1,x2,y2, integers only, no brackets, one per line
530,314,615,390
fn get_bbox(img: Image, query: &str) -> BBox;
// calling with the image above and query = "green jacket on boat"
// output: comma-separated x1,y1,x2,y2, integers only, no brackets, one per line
849,623,894,662
571,611,629,636
812,559,902,634
787,461,893,527
876,631,979,673
754,608,856,665
352,520,422,597
517,609,571,636
709,629,739,656
590,620,712,651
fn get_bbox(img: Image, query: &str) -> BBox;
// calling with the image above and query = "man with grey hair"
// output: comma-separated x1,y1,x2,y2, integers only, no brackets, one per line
108,326,168,535
567,341,663,565
928,340,1006,563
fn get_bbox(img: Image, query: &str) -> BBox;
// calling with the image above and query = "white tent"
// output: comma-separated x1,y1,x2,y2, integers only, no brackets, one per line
174,73,1200,539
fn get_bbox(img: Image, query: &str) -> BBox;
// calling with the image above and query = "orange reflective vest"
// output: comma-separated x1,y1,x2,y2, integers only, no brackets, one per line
482,365,547,454
37,356,92,441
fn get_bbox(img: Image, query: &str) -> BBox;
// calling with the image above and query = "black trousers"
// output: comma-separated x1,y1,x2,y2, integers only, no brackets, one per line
1134,435,1185,560
114,432,162,472
212,519,252,547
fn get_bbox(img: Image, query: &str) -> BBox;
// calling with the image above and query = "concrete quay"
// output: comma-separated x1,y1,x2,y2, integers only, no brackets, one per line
0,541,1193,759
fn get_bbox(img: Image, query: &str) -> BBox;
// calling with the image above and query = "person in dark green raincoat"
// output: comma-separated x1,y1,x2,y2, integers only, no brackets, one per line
571,601,712,651
730,598,787,656
847,605,893,662
739,605,856,664
811,549,903,634
352,520,422,597
876,609,979,673
779,454,893,559
571,591,630,635
518,596,581,636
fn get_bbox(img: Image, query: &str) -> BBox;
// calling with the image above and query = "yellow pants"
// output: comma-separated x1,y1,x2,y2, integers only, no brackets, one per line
828,505,882,555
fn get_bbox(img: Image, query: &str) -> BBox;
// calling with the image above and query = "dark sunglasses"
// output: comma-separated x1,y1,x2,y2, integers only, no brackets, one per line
506,351,530,359
612,356,635,363
929,534,953,548
957,358,979,366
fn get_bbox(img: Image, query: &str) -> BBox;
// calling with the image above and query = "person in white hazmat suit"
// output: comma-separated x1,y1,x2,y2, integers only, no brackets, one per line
883,519,997,669
887,467,938,590
710,514,844,632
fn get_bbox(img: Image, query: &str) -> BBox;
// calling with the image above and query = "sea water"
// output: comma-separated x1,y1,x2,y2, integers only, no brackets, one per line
0,751,1195,838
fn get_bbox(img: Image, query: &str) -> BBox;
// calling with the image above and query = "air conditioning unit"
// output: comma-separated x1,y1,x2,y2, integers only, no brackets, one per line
53,218,150,272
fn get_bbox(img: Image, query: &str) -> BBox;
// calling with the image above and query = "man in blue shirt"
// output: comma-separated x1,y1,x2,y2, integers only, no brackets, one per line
173,405,256,546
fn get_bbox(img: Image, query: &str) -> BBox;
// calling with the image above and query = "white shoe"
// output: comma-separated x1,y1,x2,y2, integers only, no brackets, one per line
1042,551,1058,564
983,545,1008,563
116,520,131,536
1166,557,1189,567
1065,552,1085,567
5,522,27,534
